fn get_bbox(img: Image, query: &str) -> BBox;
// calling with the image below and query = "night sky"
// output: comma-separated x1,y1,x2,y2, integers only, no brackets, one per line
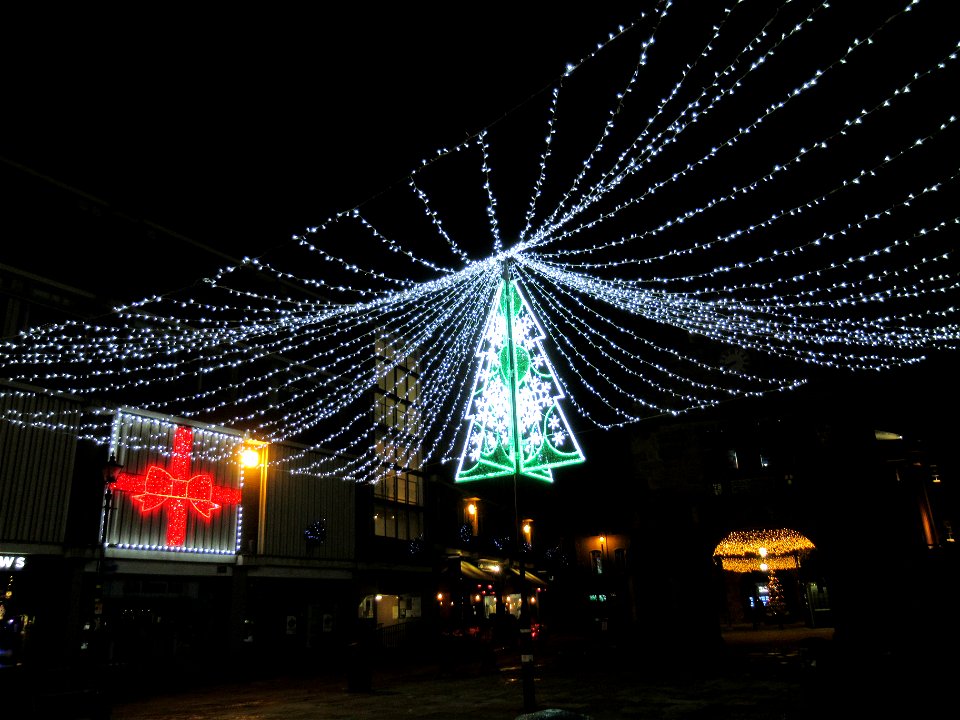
1,5,632,293
2,3,953,291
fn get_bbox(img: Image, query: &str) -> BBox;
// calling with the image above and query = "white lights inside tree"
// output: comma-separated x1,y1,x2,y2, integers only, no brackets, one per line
455,268,585,484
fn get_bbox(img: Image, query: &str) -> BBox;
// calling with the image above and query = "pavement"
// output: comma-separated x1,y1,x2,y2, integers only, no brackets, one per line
11,622,958,719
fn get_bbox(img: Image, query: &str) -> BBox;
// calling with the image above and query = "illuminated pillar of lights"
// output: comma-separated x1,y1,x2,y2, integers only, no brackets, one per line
455,267,585,483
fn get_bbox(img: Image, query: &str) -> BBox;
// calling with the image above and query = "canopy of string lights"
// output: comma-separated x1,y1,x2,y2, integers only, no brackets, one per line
1,1,957,483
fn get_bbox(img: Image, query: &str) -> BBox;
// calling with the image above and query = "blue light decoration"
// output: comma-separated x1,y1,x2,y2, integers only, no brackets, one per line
456,263,585,483
304,518,327,545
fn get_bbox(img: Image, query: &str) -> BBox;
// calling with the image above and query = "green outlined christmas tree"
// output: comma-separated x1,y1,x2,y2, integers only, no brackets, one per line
455,268,585,483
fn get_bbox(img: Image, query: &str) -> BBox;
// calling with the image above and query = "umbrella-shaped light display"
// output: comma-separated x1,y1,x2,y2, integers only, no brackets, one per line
713,528,815,574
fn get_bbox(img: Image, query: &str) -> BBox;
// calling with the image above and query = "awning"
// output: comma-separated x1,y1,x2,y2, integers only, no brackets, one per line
460,560,494,581
509,566,548,588
458,560,548,588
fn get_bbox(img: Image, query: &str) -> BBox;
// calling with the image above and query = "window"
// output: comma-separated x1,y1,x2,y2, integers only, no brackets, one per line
614,547,627,570
374,473,393,501
374,471,421,505
378,395,396,428
373,502,423,541
591,550,603,574
373,335,423,541
727,449,739,470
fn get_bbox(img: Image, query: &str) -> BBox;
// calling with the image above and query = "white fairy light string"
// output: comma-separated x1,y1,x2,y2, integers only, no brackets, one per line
1,0,957,484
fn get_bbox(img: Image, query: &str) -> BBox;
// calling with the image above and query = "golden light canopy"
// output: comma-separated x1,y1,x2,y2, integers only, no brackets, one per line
713,528,815,573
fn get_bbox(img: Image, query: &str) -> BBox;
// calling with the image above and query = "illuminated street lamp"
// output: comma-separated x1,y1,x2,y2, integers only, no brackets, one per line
241,440,269,553
464,497,480,537
240,445,261,469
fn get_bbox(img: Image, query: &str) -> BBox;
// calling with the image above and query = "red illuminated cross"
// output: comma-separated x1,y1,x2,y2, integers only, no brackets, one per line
111,425,241,547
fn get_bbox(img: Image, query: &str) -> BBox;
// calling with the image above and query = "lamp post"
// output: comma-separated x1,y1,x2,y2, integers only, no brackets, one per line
99,454,123,569
502,259,536,713
87,453,122,676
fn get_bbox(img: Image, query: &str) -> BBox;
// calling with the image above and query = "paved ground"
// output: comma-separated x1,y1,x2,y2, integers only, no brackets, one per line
12,622,956,719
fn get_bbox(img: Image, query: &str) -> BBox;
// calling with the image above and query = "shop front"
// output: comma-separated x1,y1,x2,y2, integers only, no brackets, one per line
0,552,79,669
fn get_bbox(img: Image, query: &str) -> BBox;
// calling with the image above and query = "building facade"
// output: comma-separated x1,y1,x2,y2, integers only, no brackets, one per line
0,266,438,683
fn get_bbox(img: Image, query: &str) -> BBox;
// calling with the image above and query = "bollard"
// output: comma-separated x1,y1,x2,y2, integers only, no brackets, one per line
346,641,372,692
520,625,536,711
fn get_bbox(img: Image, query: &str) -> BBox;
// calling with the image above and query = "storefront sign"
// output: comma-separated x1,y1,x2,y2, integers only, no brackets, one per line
0,555,26,570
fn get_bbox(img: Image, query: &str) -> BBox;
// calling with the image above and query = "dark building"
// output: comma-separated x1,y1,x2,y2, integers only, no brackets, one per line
551,361,960,666
0,265,444,705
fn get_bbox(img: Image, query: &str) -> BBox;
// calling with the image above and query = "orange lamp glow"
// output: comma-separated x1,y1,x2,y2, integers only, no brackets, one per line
241,447,261,468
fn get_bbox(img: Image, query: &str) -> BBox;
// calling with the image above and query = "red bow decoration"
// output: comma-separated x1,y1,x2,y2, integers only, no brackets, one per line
111,425,241,547
135,467,221,515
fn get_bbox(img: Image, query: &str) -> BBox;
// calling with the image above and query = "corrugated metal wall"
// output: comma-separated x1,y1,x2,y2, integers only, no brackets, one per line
1,392,359,561
262,444,355,560
0,388,81,543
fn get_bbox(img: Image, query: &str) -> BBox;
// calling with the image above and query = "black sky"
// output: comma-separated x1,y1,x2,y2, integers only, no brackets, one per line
1,4,635,294
2,3,952,290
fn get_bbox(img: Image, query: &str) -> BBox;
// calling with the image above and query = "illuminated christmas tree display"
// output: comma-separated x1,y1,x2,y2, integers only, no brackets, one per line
456,264,585,483
0,2,957,480
766,573,787,621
